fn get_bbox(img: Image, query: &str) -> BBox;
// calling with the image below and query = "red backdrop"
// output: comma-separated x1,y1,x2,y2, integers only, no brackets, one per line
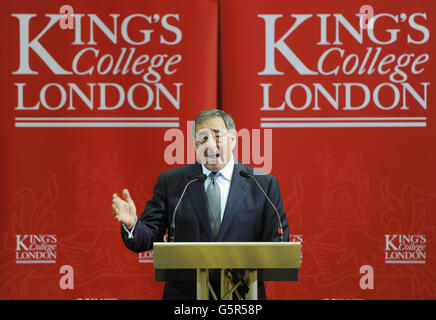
1,0,435,300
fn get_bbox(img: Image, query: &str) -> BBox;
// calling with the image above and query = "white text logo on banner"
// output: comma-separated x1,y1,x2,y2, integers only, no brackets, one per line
258,11,430,128
385,234,426,264
15,234,57,264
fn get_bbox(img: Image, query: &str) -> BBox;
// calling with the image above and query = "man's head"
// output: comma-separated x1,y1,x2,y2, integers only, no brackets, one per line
192,109,237,172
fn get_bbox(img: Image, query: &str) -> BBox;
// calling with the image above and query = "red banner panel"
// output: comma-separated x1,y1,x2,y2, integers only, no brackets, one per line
221,0,436,299
1,0,435,301
0,0,217,299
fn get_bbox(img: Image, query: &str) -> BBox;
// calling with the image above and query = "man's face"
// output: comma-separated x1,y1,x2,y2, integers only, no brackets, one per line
194,116,236,172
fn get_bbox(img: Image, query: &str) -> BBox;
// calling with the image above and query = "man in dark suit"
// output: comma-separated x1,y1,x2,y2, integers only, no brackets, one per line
112,109,289,299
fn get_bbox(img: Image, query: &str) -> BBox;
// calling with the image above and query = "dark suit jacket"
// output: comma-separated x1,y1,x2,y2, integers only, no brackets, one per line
121,160,290,299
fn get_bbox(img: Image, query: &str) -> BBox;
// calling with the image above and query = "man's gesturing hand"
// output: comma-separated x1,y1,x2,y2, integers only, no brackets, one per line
112,189,137,230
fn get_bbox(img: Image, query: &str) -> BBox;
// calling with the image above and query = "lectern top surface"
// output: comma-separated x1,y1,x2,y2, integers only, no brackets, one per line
153,242,301,269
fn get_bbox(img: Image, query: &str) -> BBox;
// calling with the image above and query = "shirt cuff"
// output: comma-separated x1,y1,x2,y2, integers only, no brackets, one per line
122,216,138,239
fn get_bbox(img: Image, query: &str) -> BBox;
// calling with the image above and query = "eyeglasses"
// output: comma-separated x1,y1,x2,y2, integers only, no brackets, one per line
195,130,230,145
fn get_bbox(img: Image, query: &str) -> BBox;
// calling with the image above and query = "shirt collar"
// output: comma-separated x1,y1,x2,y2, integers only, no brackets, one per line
200,155,234,181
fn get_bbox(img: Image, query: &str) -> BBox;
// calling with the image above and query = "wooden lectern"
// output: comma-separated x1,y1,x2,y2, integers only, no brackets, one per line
153,242,301,300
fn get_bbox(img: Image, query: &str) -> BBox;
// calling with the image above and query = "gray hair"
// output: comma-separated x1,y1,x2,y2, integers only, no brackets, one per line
191,109,236,136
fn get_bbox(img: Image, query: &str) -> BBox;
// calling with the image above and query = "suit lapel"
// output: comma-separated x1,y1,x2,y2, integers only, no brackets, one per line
216,163,248,241
184,162,213,241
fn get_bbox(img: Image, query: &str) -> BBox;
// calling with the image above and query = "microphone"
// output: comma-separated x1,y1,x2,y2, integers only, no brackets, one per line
239,170,284,242
170,173,207,242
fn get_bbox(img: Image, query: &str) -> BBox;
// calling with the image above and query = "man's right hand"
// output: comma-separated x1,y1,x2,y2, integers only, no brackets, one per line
112,189,137,230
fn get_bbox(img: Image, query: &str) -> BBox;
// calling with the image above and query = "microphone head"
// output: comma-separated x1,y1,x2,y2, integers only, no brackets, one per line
239,170,249,178
197,173,207,182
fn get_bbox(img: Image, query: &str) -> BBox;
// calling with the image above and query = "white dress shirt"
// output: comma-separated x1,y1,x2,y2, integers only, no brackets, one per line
200,155,234,220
